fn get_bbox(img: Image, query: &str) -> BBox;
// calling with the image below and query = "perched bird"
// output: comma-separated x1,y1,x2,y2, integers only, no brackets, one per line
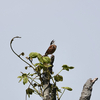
45,40,57,56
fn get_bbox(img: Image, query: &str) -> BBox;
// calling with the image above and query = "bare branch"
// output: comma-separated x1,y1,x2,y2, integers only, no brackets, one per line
10,36,34,69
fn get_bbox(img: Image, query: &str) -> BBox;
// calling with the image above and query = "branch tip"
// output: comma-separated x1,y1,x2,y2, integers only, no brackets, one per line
10,36,21,44
92,77,98,83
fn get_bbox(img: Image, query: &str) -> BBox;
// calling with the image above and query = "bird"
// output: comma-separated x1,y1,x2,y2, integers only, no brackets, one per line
45,40,57,56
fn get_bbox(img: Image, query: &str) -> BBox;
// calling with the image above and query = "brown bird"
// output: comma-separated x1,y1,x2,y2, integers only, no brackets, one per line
45,40,57,56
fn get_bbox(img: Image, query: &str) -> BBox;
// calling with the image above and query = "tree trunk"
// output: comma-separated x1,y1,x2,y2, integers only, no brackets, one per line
79,78,98,100
43,55,56,100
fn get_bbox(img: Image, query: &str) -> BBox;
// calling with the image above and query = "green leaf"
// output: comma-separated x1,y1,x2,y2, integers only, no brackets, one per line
62,65,69,71
68,66,74,69
62,87,72,91
29,52,38,58
17,76,22,78
37,54,43,63
44,64,52,68
43,56,51,63
34,66,42,72
19,78,22,83
22,73,27,77
17,76,22,83
39,63,44,68
27,94,30,98
54,75,63,82
26,88,34,98
23,77,28,85
34,63,44,68
34,63,40,67
30,74,34,76
62,65,74,71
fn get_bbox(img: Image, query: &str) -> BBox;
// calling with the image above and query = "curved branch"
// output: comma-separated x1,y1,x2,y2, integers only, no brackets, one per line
10,36,34,69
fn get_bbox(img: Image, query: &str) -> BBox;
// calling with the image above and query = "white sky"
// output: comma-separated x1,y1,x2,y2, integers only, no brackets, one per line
0,0,100,100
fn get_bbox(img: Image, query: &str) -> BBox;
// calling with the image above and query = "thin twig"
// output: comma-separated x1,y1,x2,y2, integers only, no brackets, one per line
51,77,55,83
59,89,65,100
28,76,38,88
57,69,63,75
10,36,35,70
28,79,43,97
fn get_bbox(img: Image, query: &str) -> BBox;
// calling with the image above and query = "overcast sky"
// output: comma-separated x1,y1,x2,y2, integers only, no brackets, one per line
0,0,100,100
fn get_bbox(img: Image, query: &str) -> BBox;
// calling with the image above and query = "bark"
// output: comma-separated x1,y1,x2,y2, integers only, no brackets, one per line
51,84,56,100
79,78,98,100
42,72,50,100
43,55,56,100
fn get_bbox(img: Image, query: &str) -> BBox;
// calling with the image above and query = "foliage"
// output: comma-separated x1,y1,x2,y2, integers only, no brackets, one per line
62,87,72,91
10,36,74,100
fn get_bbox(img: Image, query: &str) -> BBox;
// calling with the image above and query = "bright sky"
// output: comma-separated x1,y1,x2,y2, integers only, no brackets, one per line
0,0,100,100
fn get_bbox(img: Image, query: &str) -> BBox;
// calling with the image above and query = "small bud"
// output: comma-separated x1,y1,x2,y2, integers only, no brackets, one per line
20,52,25,56
21,52,25,56
26,57,29,59
25,66,28,70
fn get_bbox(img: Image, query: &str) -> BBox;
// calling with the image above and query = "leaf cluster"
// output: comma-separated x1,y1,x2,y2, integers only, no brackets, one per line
17,52,74,99
10,36,74,100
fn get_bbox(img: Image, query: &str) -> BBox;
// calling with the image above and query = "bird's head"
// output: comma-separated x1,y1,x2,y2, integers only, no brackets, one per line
50,40,55,45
